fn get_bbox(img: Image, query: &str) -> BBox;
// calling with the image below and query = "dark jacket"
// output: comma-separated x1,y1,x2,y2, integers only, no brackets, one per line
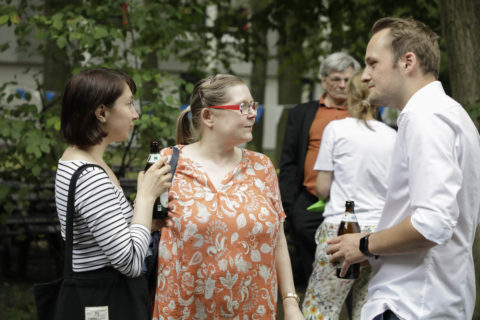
278,101,319,215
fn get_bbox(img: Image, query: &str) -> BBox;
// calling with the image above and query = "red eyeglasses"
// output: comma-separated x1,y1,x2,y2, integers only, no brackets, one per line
209,101,259,115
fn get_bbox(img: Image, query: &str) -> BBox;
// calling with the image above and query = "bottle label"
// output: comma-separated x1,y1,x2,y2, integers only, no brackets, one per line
160,191,168,208
147,154,160,163
343,213,358,223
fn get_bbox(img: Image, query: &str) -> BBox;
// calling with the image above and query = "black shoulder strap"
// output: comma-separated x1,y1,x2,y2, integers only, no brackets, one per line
64,163,105,276
159,147,180,217
169,146,180,181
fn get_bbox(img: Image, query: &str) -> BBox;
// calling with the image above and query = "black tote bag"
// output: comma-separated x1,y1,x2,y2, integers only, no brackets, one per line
34,164,150,320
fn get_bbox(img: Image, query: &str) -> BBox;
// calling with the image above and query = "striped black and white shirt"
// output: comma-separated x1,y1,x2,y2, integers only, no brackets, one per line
55,160,150,277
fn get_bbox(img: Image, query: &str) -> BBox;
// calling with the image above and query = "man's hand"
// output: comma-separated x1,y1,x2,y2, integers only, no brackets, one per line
326,233,367,277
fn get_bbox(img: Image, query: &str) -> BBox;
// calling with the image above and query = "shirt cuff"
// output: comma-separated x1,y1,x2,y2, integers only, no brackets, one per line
130,223,151,253
410,209,454,245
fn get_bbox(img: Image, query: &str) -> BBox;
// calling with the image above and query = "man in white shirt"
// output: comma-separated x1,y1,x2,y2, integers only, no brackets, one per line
326,17,480,320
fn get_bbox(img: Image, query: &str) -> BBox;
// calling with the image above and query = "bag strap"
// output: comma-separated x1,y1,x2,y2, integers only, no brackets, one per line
158,146,180,217
64,163,105,277
169,146,180,180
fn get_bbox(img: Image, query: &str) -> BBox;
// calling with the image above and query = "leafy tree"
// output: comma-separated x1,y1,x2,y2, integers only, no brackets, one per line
252,0,445,164
0,0,242,222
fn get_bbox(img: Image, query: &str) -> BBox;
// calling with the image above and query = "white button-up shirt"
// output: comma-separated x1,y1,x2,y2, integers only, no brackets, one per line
362,81,480,320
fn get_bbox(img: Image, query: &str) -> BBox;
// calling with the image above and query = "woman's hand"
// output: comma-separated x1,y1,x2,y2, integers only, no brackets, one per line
282,298,305,320
131,157,172,230
137,156,172,202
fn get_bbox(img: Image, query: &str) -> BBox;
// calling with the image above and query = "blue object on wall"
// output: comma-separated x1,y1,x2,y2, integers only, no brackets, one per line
16,89,26,99
255,105,263,122
45,91,56,102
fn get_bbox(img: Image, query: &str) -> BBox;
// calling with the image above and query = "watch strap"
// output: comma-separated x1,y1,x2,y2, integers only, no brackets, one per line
360,233,378,258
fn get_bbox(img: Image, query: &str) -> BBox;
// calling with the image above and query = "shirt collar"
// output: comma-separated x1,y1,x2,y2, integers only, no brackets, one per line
319,93,348,110
397,81,443,127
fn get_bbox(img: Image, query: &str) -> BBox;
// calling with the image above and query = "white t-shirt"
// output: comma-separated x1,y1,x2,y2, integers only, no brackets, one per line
314,117,396,226
362,81,480,320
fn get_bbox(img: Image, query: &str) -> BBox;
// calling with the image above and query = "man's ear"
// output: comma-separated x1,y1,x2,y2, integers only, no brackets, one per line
403,52,418,75
321,76,327,89
200,107,214,128
95,104,107,123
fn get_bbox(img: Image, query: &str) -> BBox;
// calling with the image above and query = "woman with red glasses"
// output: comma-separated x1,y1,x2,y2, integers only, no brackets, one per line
152,74,304,320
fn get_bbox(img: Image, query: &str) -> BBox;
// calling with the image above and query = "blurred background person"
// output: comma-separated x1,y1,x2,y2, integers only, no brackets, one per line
302,71,396,319
55,68,172,318
152,74,304,319
279,52,361,288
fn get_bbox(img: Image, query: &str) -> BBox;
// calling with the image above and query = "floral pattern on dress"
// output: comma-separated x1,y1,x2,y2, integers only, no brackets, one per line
302,222,375,320
153,146,285,320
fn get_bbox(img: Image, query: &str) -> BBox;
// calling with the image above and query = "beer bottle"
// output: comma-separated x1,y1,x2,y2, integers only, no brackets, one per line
145,141,167,219
336,200,361,279
145,141,160,171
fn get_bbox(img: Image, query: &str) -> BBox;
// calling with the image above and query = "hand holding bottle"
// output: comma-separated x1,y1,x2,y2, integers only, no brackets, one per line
334,201,361,279
131,158,171,230
137,156,172,203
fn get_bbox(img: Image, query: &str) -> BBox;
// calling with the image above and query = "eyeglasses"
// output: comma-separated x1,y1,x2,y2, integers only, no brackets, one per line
209,101,259,115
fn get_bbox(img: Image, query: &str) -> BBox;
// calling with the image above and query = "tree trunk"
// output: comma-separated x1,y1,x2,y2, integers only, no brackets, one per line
439,1,480,318
275,11,304,164
42,0,73,93
327,0,345,52
247,0,269,153
439,0,480,113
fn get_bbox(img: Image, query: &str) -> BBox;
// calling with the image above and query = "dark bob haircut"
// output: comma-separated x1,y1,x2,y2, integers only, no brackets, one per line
60,68,136,148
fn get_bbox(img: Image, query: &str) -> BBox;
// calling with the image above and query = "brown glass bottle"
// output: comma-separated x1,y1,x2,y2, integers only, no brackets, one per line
145,141,166,219
336,200,361,279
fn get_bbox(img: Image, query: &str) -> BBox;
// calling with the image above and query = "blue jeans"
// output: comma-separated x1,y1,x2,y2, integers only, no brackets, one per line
372,310,400,320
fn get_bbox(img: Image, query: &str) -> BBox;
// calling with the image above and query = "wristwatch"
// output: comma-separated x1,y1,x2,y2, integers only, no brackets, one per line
359,233,378,258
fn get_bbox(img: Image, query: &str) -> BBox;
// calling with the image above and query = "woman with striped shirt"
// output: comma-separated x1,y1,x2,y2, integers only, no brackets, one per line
54,68,171,318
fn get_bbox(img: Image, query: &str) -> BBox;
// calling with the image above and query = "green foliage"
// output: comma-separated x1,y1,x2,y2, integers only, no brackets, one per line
0,0,245,221
246,0,442,85
466,100,480,129
0,281,35,320
0,0,449,222
0,75,63,215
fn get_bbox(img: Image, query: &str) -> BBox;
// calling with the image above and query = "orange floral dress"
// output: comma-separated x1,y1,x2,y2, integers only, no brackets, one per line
152,146,285,320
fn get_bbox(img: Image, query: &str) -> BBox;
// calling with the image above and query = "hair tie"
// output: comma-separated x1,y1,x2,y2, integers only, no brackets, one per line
185,105,192,120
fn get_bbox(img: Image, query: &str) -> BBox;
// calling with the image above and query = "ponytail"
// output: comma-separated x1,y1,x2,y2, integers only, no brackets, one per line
347,72,377,130
176,106,195,145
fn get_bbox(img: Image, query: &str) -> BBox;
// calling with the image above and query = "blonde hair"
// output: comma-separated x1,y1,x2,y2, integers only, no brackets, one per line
176,74,245,144
347,71,378,130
